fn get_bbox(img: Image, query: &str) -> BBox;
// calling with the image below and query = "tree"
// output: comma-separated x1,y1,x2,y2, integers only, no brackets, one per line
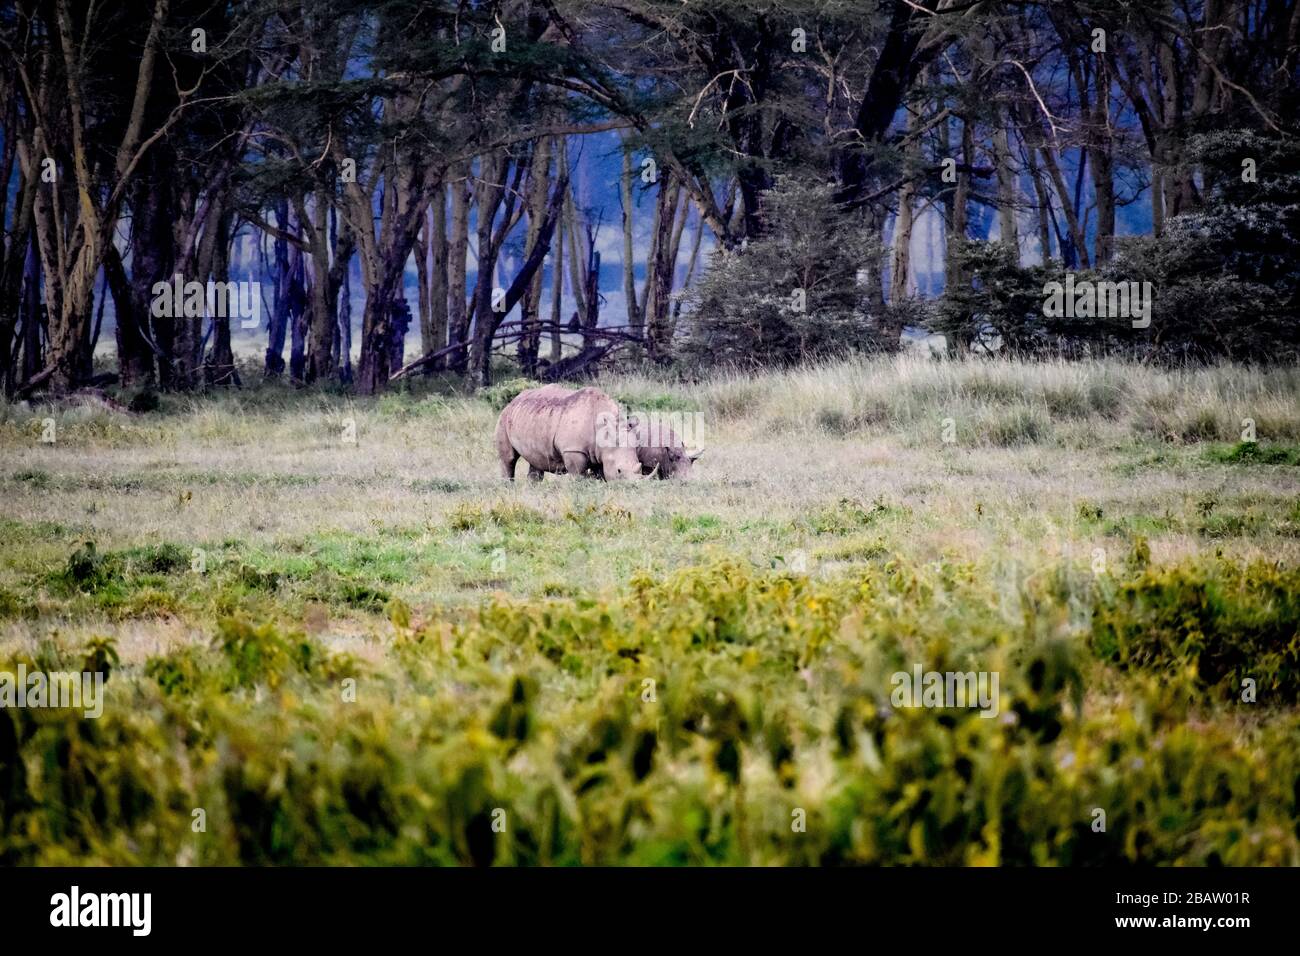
685,178,880,367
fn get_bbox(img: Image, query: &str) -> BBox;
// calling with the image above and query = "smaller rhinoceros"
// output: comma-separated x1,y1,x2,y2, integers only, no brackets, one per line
495,384,643,481
632,419,703,479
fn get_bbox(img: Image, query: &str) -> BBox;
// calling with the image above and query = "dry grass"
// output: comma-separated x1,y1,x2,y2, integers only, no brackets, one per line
1,356,1298,661
2,357,1298,866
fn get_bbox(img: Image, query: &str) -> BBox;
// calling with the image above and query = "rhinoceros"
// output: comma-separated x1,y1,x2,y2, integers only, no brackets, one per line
495,384,644,481
632,419,703,479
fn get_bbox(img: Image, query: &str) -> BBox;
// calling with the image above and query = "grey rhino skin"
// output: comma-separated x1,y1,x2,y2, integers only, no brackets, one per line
633,420,702,479
495,384,643,481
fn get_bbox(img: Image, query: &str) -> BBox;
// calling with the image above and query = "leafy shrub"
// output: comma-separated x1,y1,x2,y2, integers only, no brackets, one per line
127,390,161,413
1091,559,1300,703
933,240,1062,355
55,541,122,594
12,468,50,488
1106,130,1300,363
0,587,28,620
808,496,901,534
684,178,883,368
213,617,318,689
145,646,210,697
448,501,546,532
234,563,281,592
125,542,190,574
1209,441,1300,466
2,558,1297,865
82,636,120,680
612,391,699,413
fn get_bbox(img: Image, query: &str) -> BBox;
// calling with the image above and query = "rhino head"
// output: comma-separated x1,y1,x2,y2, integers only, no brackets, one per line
632,418,703,479
596,413,645,480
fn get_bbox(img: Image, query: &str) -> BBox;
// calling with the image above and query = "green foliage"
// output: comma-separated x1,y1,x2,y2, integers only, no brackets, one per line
1108,130,1300,362
807,496,903,534
125,542,190,574
145,646,210,698
56,541,122,594
931,131,1300,363
82,636,120,680
684,178,883,368
448,501,547,532
3,556,1295,865
612,391,700,413
934,241,1061,354
213,617,318,689
1091,559,1300,703
127,390,161,414
1209,441,1300,466
3,367,1300,866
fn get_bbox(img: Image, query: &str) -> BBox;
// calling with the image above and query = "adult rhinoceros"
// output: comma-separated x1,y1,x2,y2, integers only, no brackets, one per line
494,384,644,481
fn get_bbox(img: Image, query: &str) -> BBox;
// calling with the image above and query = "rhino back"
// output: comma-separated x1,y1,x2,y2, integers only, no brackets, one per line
501,385,616,467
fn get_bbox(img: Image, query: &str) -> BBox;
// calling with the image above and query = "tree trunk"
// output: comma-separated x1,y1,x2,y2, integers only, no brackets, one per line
944,115,972,293
355,263,399,395
302,190,337,383
288,244,307,383
645,173,681,361
205,209,237,386
337,267,353,385
20,233,42,385
265,199,291,376
426,186,448,373
620,142,643,349
121,161,171,388
467,151,506,388
518,137,552,377
670,205,705,341
549,207,564,363
446,163,471,374
892,119,916,302
993,108,1019,258
1020,124,1054,262
582,243,600,354
0,169,34,397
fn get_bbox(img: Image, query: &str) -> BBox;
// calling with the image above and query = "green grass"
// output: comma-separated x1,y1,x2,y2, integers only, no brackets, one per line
1208,441,1300,466
1,356,1298,865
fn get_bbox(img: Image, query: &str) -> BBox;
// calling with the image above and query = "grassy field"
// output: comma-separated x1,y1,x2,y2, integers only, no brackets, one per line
1,355,1298,864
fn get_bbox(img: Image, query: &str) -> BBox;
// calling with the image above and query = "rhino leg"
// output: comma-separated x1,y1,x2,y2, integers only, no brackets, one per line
500,451,520,480
527,465,545,482
496,424,519,480
562,451,590,477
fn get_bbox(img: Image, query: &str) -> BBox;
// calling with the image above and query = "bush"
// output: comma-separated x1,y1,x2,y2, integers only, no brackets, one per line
1091,559,1300,703
1105,130,1300,362
684,178,882,368
934,241,1061,354
2,557,1297,865
1209,441,1300,466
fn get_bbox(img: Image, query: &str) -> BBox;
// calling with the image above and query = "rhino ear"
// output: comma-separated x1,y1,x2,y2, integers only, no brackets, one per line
688,447,705,462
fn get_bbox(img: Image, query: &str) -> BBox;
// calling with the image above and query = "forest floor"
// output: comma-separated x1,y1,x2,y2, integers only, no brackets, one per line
1,356,1298,864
